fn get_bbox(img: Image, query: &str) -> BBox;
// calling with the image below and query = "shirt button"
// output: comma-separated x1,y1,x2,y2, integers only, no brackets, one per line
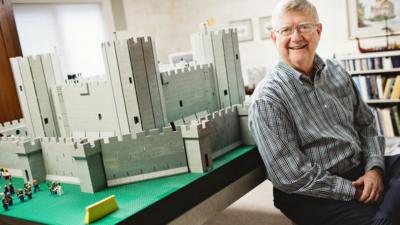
324,104,328,108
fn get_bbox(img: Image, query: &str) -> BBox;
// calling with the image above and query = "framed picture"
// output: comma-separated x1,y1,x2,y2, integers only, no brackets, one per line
168,51,193,65
259,16,272,39
347,0,400,38
229,18,253,42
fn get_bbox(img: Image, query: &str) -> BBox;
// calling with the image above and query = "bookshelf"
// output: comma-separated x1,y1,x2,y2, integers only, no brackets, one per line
337,51,400,138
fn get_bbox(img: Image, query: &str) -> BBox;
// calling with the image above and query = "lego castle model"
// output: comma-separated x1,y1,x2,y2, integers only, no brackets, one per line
0,28,254,193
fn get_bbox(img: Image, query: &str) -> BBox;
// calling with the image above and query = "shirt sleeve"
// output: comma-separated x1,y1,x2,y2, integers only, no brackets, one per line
249,97,356,201
349,76,385,173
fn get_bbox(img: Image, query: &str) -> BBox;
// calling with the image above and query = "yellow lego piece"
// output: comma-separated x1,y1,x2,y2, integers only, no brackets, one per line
84,195,119,224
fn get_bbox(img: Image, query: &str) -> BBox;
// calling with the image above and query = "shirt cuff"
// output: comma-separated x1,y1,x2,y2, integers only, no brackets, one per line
364,155,385,174
333,177,356,201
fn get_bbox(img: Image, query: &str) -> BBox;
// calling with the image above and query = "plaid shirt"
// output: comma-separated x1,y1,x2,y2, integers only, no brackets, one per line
248,55,385,201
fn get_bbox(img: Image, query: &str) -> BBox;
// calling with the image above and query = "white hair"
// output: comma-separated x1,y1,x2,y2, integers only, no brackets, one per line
271,0,319,30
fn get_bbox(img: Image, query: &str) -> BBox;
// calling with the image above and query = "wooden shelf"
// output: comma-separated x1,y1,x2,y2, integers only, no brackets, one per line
349,68,400,76
337,50,400,60
366,99,400,105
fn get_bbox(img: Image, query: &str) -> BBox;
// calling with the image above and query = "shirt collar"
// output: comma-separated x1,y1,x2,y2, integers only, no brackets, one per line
276,54,326,84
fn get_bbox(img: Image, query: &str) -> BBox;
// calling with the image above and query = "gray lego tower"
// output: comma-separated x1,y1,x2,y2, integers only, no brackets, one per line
102,37,167,134
10,54,61,137
191,29,246,108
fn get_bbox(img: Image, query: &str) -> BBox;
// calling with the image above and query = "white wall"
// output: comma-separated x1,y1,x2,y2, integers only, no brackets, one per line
118,0,400,84
13,0,399,83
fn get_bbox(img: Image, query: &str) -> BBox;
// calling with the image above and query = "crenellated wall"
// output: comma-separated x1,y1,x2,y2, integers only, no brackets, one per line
101,126,187,186
161,64,218,123
41,137,106,193
181,104,253,172
0,137,46,183
198,106,242,159
0,119,27,137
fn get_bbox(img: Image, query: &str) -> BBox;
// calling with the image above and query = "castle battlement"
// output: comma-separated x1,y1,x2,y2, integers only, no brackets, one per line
101,126,180,145
236,104,250,116
181,120,210,138
0,137,41,155
0,119,25,129
102,36,154,47
66,139,101,159
125,36,153,45
210,28,237,36
60,80,109,89
161,63,212,76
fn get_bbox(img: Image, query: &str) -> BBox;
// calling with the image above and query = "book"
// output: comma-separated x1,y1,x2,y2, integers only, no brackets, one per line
369,76,379,99
359,76,369,101
383,78,396,99
376,75,384,99
390,75,400,100
390,106,400,136
381,108,395,137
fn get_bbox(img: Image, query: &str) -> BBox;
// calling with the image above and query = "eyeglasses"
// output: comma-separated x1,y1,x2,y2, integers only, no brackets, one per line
274,23,318,37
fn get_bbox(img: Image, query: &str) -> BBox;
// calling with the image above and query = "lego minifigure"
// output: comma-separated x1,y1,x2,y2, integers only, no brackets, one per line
2,197,8,211
32,179,40,192
25,187,32,199
8,183,15,195
17,189,24,202
5,193,13,206
3,185,9,195
3,169,11,182
56,182,64,196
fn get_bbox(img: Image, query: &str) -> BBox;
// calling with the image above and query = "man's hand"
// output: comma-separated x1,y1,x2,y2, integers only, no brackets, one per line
352,168,384,203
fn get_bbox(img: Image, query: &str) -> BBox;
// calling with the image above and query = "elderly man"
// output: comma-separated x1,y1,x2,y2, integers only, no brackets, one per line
248,0,400,225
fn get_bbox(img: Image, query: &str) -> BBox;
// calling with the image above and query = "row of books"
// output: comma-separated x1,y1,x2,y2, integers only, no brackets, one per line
372,106,400,138
340,55,400,72
352,75,400,101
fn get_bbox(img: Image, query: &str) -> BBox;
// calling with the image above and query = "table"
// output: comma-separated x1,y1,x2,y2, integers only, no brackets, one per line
0,145,266,225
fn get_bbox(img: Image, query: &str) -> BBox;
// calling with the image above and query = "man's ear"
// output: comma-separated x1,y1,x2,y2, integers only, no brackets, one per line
271,31,277,43
316,23,322,36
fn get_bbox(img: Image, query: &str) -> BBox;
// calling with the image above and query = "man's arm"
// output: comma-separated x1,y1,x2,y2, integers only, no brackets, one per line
348,73,385,203
249,98,356,201
350,77,385,172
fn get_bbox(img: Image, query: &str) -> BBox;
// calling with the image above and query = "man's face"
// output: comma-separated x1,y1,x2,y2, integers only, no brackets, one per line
271,11,322,73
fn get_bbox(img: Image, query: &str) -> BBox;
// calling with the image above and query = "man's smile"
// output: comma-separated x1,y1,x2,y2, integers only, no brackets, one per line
288,43,308,50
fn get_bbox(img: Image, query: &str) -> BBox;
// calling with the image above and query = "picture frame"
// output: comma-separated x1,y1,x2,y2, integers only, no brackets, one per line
259,16,272,40
168,51,194,65
229,18,253,42
347,0,400,38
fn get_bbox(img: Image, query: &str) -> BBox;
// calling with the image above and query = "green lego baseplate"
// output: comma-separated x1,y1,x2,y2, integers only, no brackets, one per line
0,145,255,225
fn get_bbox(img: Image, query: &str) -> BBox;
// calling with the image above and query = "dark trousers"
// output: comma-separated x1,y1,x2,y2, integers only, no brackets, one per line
273,155,400,225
